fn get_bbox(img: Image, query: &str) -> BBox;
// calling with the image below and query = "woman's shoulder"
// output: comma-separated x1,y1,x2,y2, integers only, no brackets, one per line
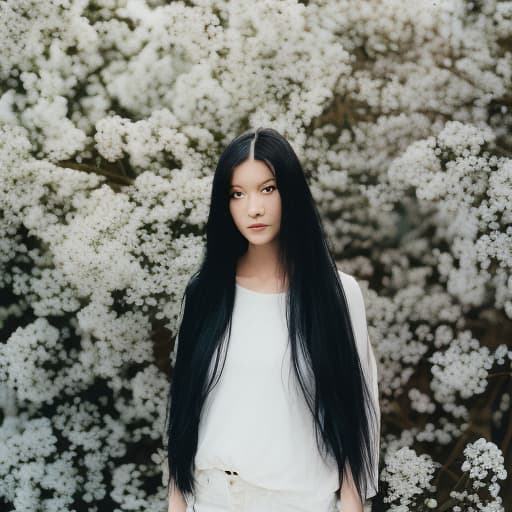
336,267,368,326
336,268,364,301
335,268,371,361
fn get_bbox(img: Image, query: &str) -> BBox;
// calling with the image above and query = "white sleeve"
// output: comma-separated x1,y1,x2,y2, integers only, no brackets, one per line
170,333,179,367
338,270,381,500
170,299,186,367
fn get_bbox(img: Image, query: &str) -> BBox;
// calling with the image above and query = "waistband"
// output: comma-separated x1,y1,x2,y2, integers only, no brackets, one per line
190,468,339,511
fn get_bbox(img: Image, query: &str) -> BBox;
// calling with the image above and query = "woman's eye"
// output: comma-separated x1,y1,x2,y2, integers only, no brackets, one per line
230,186,275,199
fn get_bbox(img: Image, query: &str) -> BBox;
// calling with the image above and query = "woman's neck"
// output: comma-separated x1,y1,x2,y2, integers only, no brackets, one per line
236,244,288,293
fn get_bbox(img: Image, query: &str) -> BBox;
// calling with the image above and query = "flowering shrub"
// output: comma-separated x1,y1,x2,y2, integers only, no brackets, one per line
0,0,511,511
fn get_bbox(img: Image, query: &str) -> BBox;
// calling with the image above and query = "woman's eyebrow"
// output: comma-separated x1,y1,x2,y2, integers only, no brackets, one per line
230,178,276,189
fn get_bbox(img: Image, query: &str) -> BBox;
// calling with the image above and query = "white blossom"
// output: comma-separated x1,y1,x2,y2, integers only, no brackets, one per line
380,446,438,510
429,330,494,416
450,438,508,511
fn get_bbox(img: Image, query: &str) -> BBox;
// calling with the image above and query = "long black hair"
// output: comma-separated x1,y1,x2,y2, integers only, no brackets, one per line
165,127,378,503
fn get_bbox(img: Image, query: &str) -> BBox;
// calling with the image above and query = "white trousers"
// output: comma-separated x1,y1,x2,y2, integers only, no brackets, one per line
184,468,339,512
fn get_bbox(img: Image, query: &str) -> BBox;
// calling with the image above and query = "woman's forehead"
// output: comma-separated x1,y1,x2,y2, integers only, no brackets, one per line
230,160,276,187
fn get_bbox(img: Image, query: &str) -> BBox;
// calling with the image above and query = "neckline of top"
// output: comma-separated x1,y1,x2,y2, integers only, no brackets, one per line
235,282,287,296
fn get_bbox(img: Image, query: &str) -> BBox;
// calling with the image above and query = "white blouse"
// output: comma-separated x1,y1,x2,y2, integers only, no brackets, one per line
192,269,380,500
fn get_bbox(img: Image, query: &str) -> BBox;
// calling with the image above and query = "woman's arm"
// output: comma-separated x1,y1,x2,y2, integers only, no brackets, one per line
339,464,363,512
167,481,187,512
338,270,381,503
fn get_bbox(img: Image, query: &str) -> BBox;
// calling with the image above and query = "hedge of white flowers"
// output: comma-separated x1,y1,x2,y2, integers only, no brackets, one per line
0,0,510,511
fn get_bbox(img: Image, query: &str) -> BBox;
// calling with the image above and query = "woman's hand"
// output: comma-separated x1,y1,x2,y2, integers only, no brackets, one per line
168,482,187,512
339,465,363,512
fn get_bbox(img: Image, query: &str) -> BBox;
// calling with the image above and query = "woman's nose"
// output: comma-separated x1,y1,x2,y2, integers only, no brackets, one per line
247,195,264,215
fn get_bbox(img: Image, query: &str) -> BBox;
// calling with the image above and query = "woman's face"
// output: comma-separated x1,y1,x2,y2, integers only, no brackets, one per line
229,159,282,247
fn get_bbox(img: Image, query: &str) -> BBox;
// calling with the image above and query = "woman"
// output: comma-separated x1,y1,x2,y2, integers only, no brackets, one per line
165,127,380,512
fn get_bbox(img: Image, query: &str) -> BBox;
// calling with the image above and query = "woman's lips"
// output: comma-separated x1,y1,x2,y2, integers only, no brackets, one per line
249,225,267,230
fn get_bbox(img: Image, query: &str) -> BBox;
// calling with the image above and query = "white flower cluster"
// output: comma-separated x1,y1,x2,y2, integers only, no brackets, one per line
94,109,217,177
0,125,103,291
415,418,465,446
429,330,494,418
0,0,102,160
408,388,435,414
110,460,168,512
492,392,510,427
0,318,89,405
380,446,439,511
0,415,76,512
449,438,508,512
116,364,169,442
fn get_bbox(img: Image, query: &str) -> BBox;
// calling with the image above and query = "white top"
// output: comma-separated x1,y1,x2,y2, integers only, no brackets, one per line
192,270,380,500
